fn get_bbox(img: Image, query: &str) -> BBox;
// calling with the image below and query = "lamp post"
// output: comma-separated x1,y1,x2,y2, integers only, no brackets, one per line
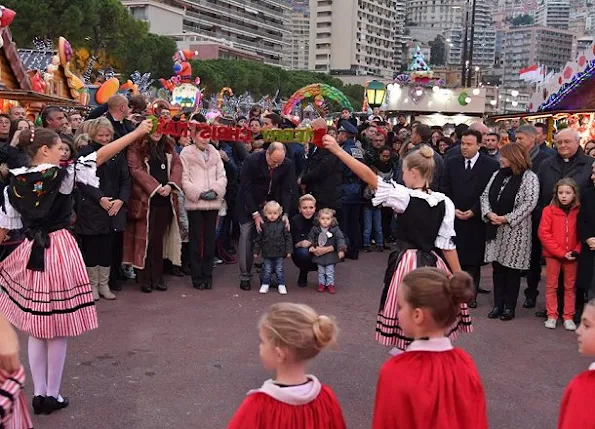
366,80,387,109
460,0,477,87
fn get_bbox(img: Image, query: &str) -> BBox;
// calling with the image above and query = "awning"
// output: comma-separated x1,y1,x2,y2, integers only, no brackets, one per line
0,89,79,105
489,109,595,122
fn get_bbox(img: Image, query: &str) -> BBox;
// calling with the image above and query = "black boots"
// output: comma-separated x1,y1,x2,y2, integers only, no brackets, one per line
487,307,503,319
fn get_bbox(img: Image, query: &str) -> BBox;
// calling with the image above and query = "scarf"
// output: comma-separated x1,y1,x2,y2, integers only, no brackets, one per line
486,167,523,240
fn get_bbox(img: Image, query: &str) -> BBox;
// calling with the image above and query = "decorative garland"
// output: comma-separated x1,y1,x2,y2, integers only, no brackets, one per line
538,59,595,111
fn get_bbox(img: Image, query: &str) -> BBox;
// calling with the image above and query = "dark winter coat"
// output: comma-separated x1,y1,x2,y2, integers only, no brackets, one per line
537,151,594,209
340,138,365,204
395,142,444,191
75,142,131,235
578,187,595,294
307,225,347,266
87,106,136,140
291,213,314,245
443,153,499,266
301,146,343,211
254,218,293,259
236,151,296,223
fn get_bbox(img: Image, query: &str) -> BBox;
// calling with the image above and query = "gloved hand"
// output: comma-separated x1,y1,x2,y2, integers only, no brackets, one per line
199,190,218,201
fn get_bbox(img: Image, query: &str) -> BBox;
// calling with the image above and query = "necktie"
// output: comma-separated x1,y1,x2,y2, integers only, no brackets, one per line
466,160,471,171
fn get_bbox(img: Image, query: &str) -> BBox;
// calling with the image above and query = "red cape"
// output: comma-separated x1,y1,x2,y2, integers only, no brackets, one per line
228,384,346,429
372,348,488,429
558,370,595,429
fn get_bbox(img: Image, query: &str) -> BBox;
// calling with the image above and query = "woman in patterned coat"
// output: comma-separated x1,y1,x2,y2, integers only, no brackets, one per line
481,143,539,321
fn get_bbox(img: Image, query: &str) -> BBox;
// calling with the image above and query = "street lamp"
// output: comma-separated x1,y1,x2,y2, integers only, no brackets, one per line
366,80,387,108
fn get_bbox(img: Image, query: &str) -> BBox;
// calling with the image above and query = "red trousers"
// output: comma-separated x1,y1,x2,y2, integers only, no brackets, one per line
545,257,577,320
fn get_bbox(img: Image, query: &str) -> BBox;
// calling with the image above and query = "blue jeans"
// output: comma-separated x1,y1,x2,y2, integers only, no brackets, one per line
363,207,383,247
262,257,285,285
291,247,316,272
318,264,335,286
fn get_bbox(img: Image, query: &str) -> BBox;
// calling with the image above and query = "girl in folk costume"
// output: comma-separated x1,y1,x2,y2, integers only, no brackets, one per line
372,268,488,429
558,298,595,429
0,122,152,415
123,132,183,293
538,178,581,331
228,303,346,429
321,135,472,351
76,118,130,301
0,313,32,429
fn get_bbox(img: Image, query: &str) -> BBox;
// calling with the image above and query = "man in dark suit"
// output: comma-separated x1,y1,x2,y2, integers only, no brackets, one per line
443,129,499,307
236,143,296,291
298,142,343,211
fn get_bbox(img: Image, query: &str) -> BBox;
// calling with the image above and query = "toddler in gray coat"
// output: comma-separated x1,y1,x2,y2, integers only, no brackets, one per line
253,201,293,295
305,208,346,294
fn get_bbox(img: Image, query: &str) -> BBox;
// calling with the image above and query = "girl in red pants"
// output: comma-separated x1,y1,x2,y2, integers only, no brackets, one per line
538,178,581,331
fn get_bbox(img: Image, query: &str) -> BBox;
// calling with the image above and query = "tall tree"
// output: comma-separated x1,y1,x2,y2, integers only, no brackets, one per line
429,35,446,66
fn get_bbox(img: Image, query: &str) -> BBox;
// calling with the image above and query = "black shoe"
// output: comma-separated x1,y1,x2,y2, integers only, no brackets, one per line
193,282,205,290
297,270,308,287
155,282,168,291
204,280,212,290
376,245,384,252
171,266,184,277
140,284,152,293
32,395,45,415
477,287,490,294
500,309,515,321
363,246,371,253
468,299,477,309
488,307,503,319
181,264,191,276
240,280,251,291
535,309,547,318
44,396,69,414
574,313,581,325
346,252,359,260
523,297,536,308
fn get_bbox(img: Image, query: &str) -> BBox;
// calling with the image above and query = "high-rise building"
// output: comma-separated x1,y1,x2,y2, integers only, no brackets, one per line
287,4,310,70
121,0,291,67
501,26,575,88
406,0,496,68
535,0,571,29
308,0,398,78
394,1,407,70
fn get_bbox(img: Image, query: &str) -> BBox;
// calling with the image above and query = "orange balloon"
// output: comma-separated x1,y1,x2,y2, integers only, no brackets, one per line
96,78,120,105
120,80,133,91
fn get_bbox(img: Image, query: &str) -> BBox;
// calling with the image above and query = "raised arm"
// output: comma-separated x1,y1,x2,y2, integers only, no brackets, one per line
322,135,378,189
95,120,152,166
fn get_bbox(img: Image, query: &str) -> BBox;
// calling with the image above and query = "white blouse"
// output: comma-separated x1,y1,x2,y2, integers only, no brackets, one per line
0,152,99,230
372,177,456,251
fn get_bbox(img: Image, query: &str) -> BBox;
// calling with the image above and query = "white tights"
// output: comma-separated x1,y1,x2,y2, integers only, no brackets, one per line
28,336,68,400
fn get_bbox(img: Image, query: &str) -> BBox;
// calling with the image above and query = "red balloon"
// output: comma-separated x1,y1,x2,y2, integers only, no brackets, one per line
563,66,573,80
579,56,587,67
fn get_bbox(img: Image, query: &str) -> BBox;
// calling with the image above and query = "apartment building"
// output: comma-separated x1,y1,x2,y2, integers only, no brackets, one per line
308,0,398,78
535,0,570,29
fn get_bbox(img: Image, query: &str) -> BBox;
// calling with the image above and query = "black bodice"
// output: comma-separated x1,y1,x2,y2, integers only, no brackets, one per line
394,197,445,253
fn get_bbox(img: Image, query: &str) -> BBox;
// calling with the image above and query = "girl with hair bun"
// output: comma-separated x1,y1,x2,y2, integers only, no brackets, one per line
228,302,346,429
0,120,151,416
322,135,472,351
373,267,488,429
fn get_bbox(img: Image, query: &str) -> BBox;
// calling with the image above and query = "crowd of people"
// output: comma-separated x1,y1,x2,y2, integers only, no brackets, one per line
0,96,594,428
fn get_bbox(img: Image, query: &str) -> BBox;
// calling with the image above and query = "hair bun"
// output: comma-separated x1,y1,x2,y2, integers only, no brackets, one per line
312,315,338,349
445,271,474,306
418,145,434,159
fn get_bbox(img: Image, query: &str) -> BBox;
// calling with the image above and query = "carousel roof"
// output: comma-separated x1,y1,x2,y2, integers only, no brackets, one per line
18,49,53,71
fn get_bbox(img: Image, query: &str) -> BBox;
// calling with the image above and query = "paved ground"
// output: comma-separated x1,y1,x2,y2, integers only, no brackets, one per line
19,252,587,429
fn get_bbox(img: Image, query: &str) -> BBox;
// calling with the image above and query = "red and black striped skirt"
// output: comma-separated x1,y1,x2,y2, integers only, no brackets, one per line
376,248,473,350
0,229,98,339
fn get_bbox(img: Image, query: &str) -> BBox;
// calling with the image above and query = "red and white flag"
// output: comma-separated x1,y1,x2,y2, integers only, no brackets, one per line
519,64,544,83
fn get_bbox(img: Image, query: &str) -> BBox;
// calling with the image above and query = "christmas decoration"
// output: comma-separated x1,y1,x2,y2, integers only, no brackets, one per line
408,45,430,73
282,83,352,116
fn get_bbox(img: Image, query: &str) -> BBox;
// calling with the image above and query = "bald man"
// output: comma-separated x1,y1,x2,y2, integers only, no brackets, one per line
87,94,135,139
236,142,296,291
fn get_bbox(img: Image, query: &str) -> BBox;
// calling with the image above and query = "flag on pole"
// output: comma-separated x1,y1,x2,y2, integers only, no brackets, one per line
519,64,543,82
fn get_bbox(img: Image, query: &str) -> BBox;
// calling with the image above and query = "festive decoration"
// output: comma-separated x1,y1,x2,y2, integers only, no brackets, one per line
216,87,234,111
458,91,470,106
172,50,197,82
0,6,15,48
172,83,201,108
95,77,120,104
130,71,154,94
282,83,352,116
57,37,85,101
408,45,430,73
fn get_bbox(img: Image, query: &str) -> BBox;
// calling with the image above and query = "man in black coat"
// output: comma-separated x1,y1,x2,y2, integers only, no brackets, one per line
87,95,136,139
442,129,499,307
236,143,296,291
299,144,342,211
530,129,595,317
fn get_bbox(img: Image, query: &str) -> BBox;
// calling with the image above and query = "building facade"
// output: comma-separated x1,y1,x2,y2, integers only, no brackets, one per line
308,0,397,78
501,26,575,88
535,0,570,29
287,1,310,70
121,0,291,67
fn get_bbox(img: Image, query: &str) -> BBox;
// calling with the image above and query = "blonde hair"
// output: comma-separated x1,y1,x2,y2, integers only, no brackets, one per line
86,117,114,142
551,177,580,207
263,200,282,215
299,193,317,206
259,303,338,361
403,145,435,188
315,208,338,227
